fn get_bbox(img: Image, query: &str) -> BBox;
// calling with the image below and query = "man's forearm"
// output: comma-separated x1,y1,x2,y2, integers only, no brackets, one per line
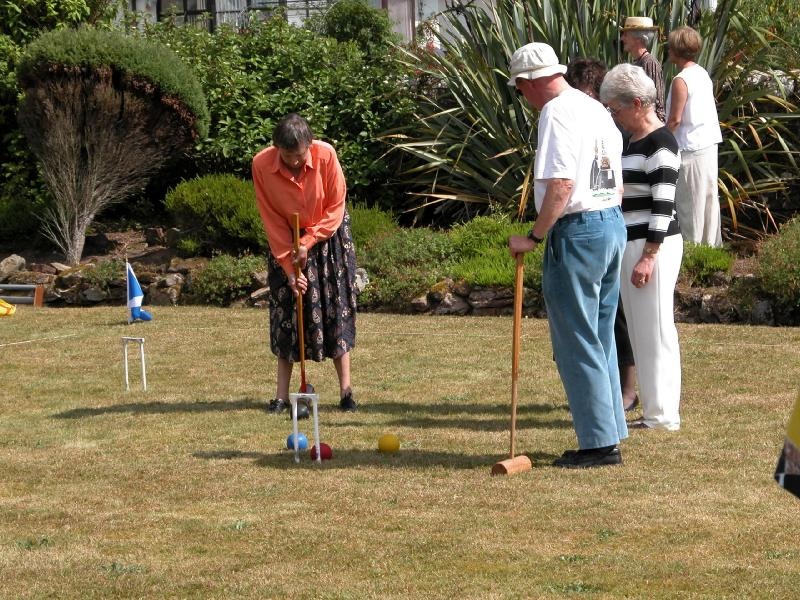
530,179,573,238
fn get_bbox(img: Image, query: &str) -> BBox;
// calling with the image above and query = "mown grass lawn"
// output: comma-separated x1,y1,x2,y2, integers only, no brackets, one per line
1,306,799,599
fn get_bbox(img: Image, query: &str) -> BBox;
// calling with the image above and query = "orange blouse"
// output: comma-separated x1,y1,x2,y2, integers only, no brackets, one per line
252,140,347,277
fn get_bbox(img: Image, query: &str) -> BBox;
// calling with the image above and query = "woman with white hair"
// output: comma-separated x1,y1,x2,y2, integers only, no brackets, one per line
600,64,683,430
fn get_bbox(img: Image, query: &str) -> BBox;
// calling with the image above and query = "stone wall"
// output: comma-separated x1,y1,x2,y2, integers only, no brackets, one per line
0,248,787,325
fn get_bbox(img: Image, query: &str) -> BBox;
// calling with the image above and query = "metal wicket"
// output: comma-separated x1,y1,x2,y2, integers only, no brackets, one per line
289,392,320,464
122,336,147,391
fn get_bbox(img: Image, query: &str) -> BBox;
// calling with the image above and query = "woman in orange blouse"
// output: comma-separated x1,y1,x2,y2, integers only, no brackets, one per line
252,114,358,413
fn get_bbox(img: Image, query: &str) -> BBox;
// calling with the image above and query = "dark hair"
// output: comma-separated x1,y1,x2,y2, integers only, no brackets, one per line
272,113,313,149
565,58,608,99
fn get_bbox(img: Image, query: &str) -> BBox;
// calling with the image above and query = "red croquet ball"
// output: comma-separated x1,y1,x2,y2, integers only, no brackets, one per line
310,443,332,460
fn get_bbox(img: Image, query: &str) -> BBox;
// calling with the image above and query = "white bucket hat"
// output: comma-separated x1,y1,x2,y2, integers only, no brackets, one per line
619,16,660,31
506,42,567,87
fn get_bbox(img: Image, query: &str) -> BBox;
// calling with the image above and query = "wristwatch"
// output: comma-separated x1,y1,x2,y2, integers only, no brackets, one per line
527,230,544,244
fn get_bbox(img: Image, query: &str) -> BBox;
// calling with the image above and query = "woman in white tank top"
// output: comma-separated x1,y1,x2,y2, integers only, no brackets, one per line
666,26,723,247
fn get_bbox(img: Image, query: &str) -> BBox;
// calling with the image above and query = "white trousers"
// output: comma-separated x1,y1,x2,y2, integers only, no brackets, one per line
675,144,722,247
620,235,683,430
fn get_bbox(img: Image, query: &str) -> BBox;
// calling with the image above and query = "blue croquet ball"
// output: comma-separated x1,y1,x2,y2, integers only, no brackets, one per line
286,432,308,450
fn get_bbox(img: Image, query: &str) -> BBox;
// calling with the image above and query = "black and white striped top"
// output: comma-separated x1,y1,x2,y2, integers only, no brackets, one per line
621,127,681,243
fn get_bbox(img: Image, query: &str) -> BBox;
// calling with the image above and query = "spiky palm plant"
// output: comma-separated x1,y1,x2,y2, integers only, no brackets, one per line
385,0,800,237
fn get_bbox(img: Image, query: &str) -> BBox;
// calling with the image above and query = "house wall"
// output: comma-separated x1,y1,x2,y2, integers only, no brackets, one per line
124,0,495,44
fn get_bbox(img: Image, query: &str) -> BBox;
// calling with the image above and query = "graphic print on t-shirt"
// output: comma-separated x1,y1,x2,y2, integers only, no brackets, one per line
590,138,617,198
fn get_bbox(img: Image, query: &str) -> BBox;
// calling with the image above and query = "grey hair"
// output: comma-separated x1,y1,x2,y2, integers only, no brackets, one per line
272,113,314,150
629,30,655,47
599,63,657,108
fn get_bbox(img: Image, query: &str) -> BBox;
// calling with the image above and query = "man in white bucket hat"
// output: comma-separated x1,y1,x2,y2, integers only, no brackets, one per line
506,42,628,468
620,16,666,122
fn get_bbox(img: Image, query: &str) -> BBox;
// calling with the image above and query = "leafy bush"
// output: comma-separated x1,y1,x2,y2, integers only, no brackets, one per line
191,253,266,306
0,131,51,241
83,259,124,290
737,0,800,57
449,215,543,289
139,14,415,202
0,36,50,241
354,212,546,309
0,0,92,45
758,217,800,308
348,203,398,257
681,243,735,286
358,227,458,310
176,237,202,258
165,175,267,255
304,0,399,59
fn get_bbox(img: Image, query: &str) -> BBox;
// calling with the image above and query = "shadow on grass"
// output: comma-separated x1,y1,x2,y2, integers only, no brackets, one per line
355,401,572,431
192,448,561,470
363,401,565,416
53,398,268,419
52,399,573,432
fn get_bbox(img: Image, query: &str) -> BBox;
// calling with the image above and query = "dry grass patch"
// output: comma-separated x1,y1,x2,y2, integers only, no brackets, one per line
1,307,798,598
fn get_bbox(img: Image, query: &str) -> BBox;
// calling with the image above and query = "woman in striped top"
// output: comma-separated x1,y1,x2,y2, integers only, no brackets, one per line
600,64,683,431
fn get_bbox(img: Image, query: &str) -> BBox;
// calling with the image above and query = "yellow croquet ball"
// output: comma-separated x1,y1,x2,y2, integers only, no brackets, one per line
378,433,400,453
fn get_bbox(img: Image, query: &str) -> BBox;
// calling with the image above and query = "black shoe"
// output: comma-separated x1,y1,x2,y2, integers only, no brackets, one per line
553,446,621,469
267,398,287,414
339,392,357,412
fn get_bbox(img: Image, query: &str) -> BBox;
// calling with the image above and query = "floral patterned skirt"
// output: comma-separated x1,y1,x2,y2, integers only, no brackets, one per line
267,210,357,362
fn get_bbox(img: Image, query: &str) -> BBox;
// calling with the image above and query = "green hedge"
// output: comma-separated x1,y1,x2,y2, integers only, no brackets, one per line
165,174,266,255
349,203,399,257
357,226,459,310
759,216,800,309
449,215,543,289
140,14,414,203
680,243,735,286
17,27,209,137
191,253,266,306
0,34,50,240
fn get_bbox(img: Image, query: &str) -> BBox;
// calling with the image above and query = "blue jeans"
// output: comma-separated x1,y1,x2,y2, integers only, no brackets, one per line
543,206,628,449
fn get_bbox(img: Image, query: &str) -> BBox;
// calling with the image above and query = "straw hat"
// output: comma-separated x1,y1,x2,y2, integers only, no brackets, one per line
619,16,660,31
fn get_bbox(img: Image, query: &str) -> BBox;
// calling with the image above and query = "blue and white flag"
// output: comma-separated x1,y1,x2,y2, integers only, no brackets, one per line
126,261,152,324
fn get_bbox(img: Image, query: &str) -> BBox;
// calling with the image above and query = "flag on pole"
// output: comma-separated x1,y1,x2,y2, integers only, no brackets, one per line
775,392,800,500
126,261,152,324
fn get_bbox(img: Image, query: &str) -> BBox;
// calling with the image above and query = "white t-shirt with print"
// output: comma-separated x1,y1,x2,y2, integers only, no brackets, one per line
533,88,623,216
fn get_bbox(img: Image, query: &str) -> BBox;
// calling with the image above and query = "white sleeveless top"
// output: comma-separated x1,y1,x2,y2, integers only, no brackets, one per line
666,63,722,152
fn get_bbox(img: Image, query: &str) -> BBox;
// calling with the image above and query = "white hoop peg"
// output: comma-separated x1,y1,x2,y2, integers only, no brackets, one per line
121,336,147,391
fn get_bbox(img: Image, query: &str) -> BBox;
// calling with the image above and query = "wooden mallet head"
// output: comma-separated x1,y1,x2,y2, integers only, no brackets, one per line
491,454,532,476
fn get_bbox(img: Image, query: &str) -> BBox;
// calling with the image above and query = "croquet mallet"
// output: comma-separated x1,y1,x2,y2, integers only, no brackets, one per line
491,253,532,476
289,212,321,463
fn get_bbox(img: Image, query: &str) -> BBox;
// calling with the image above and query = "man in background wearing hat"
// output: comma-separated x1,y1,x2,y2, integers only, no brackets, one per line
507,42,628,468
620,16,666,122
